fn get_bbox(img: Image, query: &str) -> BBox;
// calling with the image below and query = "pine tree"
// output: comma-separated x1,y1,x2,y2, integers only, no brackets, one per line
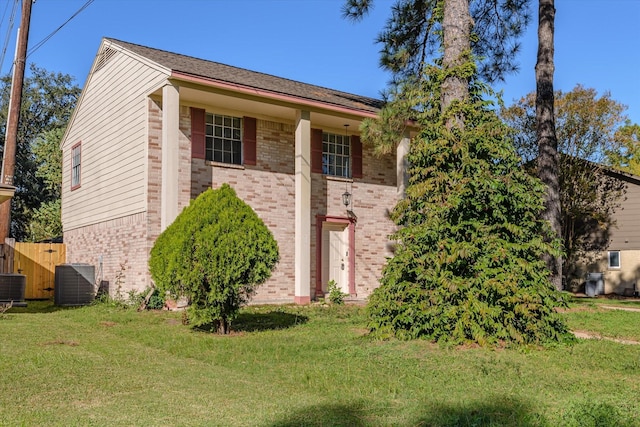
367,68,571,345
344,0,571,345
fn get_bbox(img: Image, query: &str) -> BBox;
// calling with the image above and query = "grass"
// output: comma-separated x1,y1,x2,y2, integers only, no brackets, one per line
1,299,639,426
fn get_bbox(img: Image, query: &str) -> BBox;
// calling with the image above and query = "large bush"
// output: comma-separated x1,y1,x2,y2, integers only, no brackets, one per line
149,184,279,334
367,66,572,346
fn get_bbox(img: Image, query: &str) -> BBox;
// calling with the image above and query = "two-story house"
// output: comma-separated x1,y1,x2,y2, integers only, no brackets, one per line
61,38,412,304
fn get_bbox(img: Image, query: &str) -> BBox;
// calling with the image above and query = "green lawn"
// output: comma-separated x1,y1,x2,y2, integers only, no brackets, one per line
1,299,639,426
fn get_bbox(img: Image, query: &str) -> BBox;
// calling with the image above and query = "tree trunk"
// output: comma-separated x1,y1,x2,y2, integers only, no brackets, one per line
535,0,562,291
218,318,229,335
441,0,472,127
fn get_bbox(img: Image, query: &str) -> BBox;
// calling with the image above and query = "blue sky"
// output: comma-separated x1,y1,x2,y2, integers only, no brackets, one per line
1,0,639,124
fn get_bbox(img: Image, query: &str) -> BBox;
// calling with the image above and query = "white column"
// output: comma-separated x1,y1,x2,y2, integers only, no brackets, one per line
397,131,410,196
161,83,180,231
294,110,311,304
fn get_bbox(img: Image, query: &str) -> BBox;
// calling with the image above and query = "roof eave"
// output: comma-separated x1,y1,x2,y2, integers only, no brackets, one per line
170,71,380,119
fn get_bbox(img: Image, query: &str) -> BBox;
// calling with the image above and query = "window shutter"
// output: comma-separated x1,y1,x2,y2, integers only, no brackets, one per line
190,107,206,159
311,128,323,173
351,135,363,178
243,116,257,165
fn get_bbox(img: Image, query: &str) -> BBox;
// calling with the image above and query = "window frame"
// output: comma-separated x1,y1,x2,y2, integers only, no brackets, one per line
322,131,351,178
205,113,243,165
71,142,81,190
608,250,621,269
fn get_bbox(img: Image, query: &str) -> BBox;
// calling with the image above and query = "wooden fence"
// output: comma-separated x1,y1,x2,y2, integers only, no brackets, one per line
1,239,66,299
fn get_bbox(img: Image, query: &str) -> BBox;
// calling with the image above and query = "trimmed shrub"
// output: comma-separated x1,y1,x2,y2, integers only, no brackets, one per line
149,184,279,334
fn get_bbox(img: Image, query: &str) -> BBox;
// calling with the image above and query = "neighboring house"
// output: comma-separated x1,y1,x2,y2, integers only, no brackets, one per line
61,38,412,304
577,169,640,295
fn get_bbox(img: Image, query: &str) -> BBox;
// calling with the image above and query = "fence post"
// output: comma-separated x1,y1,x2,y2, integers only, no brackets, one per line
4,238,15,273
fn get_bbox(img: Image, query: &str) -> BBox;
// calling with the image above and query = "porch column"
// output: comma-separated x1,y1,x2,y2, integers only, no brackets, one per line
161,82,180,231
294,110,311,304
397,130,410,196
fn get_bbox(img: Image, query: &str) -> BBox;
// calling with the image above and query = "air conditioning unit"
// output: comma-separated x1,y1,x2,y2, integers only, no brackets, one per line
54,264,95,306
585,272,604,297
0,273,27,306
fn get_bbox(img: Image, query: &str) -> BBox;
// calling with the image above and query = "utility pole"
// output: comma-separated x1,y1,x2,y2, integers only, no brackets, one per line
0,0,33,242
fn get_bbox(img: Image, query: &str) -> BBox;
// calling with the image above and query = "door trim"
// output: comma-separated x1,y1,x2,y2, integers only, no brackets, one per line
315,215,356,298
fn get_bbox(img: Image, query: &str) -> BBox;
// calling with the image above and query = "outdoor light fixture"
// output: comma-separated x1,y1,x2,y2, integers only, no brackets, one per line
342,190,351,208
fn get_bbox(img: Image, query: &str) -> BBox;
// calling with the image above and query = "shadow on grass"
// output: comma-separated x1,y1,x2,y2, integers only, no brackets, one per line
231,310,309,332
269,402,368,427
412,398,544,426
267,398,545,427
3,299,70,314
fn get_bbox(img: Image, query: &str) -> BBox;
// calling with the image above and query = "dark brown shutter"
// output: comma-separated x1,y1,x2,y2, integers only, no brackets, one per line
243,116,257,165
351,135,363,179
190,107,206,159
311,128,323,173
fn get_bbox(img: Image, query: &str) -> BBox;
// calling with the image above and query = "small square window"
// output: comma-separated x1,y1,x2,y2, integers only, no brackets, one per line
608,251,621,269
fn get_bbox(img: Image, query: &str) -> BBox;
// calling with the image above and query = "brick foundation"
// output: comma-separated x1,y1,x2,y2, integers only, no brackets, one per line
64,212,150,297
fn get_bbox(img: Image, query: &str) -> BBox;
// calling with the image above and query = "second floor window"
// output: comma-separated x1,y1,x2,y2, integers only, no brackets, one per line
206,113,242,165
322,132,350,178
71,143,81,189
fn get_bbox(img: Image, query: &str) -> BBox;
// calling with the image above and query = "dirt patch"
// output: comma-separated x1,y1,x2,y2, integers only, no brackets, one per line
100,321,117,327
599,305,640,313
556,305,595,313
572,330,640,345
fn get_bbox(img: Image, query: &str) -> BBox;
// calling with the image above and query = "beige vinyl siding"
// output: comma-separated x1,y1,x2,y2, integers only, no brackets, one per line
609,179,640,250
62,45,168,230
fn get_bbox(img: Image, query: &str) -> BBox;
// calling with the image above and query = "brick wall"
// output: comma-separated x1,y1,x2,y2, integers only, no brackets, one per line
190,118,297,302
64,212,150,296
189,112,399,302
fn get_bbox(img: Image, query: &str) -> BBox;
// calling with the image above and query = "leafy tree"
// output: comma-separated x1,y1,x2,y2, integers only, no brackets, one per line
0,65,80,240
609,121,640,175
504,86,629,165
502,86,632,286
27,199,61,242
32,127,63,197
25,127,64,241
149,184,279,334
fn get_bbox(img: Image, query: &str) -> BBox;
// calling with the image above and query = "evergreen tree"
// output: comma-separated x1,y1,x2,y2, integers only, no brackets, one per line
345,0,570,345
343,0,530,152
343,0,531,85
535,0,562,290
367,66,570,345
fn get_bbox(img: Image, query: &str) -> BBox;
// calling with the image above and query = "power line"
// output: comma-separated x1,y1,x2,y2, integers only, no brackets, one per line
27,0,95,57
0,0,20,75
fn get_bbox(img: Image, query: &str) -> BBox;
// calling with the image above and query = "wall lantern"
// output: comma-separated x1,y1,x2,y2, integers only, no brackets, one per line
342,190,351,208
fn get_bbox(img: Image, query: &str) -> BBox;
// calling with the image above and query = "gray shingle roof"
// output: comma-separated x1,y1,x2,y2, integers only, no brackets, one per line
106,38,383,114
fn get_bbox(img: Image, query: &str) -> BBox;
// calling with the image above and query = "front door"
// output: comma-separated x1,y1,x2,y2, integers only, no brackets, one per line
322,222,349,294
